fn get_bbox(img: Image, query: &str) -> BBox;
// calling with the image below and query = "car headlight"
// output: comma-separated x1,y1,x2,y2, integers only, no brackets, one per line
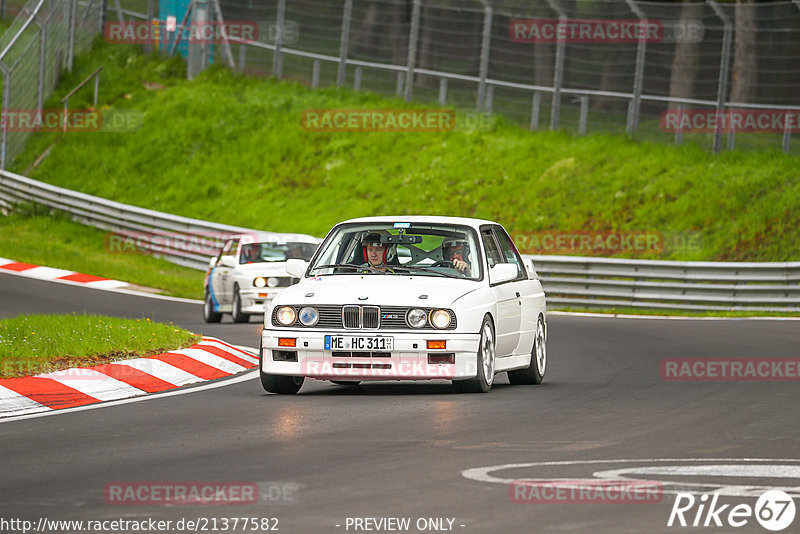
276,306,296,326
298,306,319,326
253,277,267,288
430,309,451,329
267,277,280,288
407,308,427,328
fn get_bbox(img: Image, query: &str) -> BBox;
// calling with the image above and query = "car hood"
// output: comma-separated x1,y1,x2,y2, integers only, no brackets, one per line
275,275,480,307
234,262,295,275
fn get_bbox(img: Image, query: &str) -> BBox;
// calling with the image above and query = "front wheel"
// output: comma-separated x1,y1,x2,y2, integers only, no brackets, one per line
508,315,546,385
231,286,249,323
454,316,495,393
203,289,222,323
261,373,304,394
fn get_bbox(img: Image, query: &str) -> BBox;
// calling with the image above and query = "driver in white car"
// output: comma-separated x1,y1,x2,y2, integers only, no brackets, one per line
360,233,397,273
442,237,472,277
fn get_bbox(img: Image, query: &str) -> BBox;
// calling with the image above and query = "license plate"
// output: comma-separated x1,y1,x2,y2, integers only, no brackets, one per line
324,335,394,351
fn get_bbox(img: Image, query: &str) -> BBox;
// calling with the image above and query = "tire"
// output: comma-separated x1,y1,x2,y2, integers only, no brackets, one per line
203,288,222,323
330,380,361,386
259,347,304,394
454,316,495,393
508,315,546,385
231,285,249,323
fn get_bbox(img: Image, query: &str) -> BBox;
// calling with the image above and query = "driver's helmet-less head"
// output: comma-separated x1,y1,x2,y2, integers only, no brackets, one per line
362,232,396,264
442,237,469,262
242,244,259,262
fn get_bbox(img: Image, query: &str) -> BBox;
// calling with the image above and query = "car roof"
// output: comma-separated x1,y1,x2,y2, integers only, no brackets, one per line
337,215,501,230
234,231,321,244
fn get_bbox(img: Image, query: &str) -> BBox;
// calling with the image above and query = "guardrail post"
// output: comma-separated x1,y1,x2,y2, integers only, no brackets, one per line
438,77,447,106
311,59,321,89
476,1,492,110
337,0,353,86
67,0,77,71
546,0,566,130
624,0,646,134
707,0,732,154
273,0,285,78
530,91,541,130
404,0,422,102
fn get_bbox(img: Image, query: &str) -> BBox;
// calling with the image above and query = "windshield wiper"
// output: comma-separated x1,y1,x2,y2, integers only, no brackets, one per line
309,263,361,272
389,265,463,279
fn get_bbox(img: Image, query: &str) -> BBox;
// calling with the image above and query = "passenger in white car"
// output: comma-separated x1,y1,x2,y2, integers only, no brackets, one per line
442,237,472,277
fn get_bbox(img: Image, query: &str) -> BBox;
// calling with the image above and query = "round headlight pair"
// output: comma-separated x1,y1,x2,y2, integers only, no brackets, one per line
406,308,452,329
276,306,318,326
254,277,281,288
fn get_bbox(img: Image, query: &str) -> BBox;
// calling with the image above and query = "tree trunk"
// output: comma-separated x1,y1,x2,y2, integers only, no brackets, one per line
668,1,704,103
730,0,757,104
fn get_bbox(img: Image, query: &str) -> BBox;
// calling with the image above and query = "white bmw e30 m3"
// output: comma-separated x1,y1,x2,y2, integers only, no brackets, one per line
203,232,320,323
259,216,547,394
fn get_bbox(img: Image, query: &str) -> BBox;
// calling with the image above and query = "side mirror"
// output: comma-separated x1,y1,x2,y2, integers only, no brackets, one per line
286,259,308,278
489,263,518,285
218,256,236,269
207,256,217,269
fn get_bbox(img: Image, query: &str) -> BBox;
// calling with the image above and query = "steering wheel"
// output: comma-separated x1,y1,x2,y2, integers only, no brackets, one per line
431,260,454,268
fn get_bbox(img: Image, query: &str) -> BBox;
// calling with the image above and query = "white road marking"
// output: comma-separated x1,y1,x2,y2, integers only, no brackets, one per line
462,458,800,497
0,367,258,424
0,385,50,416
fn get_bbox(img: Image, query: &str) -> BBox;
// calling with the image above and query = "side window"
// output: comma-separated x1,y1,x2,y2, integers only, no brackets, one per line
481,229,504,268
218,239,239,265
493,227,527,280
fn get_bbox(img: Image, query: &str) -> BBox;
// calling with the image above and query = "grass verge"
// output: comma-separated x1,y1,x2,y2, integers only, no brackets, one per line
0,207,204,299
0,313,200,378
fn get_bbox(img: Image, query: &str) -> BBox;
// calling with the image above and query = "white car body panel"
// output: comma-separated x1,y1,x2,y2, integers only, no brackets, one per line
261,216,547,384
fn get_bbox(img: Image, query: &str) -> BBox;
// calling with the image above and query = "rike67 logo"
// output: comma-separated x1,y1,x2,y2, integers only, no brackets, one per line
668,490,795,531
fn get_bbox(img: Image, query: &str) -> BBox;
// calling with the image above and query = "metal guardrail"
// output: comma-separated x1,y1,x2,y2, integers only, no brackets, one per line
1,170,798,312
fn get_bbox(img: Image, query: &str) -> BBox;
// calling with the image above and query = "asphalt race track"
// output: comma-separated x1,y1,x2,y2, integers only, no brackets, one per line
1,272,799,533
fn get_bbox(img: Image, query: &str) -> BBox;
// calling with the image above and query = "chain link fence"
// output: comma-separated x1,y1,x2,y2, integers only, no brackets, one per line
4,0,800,159
0,0,103,168
213,0,800,155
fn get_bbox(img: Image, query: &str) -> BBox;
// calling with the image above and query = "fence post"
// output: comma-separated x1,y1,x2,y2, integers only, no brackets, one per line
624,0,646,134
312,59,320,89
1,1,5,20
546,0,566,130
0,66,9,170
354,65,362,91
578,96,588,134
438,77,447,106
273,0,285,78
211,0,236,69
396,71,404,96
485,84,494,115
37,19,46,115
144,0,155,55
674,104,684,145
530,91,541,130
337,0,353,86
707,0,732,154
783,115,791,153
404,0,422,102
476,1,492,110
66,0,77,71
238,44,246,73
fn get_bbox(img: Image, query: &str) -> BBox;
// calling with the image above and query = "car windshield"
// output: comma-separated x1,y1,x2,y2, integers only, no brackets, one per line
309,222,482,279
239,242,317,264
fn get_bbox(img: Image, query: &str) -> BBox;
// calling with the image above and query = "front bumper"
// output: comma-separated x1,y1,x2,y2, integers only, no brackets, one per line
239,289,280,314
261,329,481,381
